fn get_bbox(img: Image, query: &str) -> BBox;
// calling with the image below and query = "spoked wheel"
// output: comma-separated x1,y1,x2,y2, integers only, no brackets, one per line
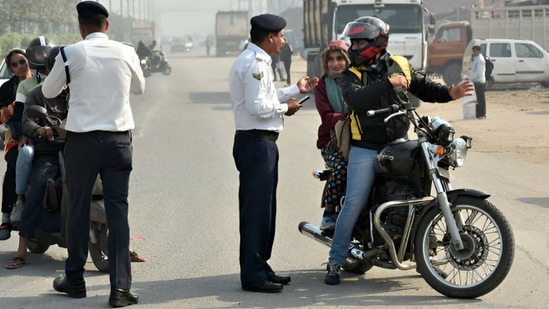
415,196,514,298
89,222,109,273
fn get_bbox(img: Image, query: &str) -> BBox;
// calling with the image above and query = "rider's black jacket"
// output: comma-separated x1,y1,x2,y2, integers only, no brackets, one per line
22,85,68,153
338,52,454,151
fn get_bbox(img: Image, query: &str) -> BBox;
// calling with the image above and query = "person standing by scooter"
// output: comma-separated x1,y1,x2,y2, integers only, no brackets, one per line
0,49,33,240
42,1,145,307
4,46,68,270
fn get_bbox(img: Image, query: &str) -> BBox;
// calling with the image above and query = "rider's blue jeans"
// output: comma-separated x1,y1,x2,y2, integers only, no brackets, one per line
15,145,34,195
328,145,383,266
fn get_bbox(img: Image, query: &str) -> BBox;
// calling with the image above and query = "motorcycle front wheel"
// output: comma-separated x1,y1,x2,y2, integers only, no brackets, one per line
415,196,514,298
89,221,109,273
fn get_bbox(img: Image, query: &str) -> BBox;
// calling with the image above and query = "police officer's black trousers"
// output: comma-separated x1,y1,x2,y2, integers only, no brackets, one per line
64,130,132,290
233,132,279,286
474,82,487,118
2,147,18,216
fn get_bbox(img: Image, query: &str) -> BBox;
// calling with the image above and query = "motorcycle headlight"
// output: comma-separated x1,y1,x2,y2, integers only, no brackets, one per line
449,138,469,167
430,117,455,147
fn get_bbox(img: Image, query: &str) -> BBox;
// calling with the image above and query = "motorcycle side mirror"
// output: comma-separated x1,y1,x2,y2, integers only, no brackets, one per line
26,105,48,119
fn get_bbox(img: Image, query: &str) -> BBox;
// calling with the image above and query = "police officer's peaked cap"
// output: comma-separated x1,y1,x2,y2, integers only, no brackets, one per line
77,1,109,18
250,14,287,33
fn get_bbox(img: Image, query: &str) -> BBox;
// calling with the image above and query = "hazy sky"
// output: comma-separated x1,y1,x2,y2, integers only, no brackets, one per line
98,0,246,38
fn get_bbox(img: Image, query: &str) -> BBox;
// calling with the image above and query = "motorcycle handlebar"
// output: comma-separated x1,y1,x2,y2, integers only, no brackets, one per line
367,104,400,117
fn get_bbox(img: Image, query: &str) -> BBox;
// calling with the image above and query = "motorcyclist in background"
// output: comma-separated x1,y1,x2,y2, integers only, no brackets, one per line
136,40,153,61
324,16,475,285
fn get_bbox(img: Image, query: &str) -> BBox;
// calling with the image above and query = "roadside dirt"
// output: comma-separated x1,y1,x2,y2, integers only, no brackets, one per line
418,83,549,164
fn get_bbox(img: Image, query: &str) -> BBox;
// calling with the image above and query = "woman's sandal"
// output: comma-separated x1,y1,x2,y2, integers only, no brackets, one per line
5,257,26,269
129,249,146,262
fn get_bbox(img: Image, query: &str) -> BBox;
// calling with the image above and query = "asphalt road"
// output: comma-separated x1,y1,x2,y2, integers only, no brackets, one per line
0,46,547,309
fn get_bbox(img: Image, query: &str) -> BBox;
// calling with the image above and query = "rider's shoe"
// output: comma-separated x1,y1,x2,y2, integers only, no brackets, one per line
10,200,24,223
320,212,337,231
324,260,340,285
0,222,12,240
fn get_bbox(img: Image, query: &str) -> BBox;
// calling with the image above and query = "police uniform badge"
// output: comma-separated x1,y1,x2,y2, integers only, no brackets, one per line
252,71,264,80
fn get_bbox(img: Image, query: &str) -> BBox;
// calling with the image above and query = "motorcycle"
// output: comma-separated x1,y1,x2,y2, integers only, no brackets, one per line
150,49,171,75
298,88,514,298
24,105,110,273
140,57,151,77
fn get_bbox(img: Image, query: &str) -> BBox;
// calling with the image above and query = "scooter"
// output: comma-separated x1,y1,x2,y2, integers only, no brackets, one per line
25,105,109,273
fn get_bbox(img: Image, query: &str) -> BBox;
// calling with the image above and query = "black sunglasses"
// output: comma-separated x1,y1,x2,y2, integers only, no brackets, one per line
10,58,27,68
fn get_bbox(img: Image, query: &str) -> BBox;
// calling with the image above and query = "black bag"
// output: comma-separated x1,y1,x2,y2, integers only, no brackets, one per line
484,55,494,80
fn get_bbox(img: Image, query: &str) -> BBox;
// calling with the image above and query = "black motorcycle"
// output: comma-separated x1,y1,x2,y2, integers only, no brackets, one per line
299,88,514,298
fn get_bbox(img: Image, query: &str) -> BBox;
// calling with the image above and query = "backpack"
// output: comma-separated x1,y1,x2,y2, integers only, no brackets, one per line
484,55,494,80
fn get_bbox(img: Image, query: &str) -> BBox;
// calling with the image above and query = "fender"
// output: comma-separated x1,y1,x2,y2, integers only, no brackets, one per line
412,189,491,240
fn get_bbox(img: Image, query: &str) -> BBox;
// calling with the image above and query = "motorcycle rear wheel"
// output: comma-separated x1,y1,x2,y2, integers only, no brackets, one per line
415,196,514,298
89,222,109,273
27,239,50,254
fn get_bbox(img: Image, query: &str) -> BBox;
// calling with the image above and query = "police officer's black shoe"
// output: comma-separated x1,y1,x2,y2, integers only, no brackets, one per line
242,280,283,293
53,275,86,298
267,272,291,285
109,288,139,307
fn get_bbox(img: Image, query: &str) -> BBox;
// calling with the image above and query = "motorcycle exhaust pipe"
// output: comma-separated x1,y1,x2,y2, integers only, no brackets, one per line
299,221,382,263
298,221,332,248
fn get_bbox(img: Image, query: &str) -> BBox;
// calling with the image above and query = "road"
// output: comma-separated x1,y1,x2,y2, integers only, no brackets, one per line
0,45,547,308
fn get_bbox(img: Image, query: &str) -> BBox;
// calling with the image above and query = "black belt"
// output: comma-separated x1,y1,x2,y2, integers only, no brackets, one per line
236,129,279,142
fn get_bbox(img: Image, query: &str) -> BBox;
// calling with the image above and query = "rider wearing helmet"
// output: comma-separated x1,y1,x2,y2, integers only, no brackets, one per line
324,17,475,285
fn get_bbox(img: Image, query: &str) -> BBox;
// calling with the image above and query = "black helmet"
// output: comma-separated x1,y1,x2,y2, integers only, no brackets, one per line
26,36,56,70
46,46,63,74
342,16,389,66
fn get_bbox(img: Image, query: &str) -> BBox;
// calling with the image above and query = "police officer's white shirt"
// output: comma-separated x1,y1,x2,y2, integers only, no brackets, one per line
229,43,300,133
470,53,486,83
42,32,145,132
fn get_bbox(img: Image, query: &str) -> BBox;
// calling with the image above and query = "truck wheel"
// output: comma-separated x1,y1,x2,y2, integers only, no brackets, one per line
442,63,462,87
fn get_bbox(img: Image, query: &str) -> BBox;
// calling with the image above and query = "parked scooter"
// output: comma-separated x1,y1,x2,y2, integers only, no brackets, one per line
299,88,515,298
25,105,109,273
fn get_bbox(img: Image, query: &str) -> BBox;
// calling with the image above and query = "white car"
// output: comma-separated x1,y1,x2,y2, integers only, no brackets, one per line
0,58,11,87
462,38,549,89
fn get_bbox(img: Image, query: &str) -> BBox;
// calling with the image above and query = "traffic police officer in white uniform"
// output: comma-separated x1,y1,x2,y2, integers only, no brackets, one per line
42,1,145,307
229,13,318,293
